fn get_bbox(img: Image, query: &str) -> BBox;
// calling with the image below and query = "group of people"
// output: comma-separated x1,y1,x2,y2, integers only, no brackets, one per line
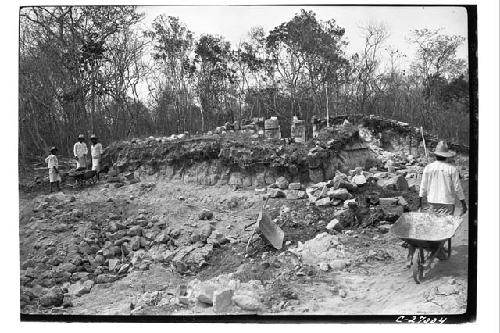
44,134,103,193
73,134,103,171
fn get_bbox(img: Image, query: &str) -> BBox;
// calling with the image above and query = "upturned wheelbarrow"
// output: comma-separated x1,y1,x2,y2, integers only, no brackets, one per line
245,195,285,253
390,212,464,284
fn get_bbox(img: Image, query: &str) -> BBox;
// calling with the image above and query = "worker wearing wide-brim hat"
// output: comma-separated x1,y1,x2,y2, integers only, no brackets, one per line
73,134,88,169
45,146,61,192
90,134,103,178
418,141,467,216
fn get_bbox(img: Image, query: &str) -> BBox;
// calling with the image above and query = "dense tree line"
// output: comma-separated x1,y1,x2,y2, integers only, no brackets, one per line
19,7,470,160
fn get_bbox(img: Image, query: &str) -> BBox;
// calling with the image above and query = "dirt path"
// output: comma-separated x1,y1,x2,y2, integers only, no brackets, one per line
287,216,468,315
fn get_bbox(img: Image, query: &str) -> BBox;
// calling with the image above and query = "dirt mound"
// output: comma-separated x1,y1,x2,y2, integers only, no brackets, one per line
101,123,361,174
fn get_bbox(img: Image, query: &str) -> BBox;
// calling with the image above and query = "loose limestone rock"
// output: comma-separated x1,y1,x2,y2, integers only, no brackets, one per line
315,197,331,206
68,280,94,297
108,259,120,272
213,289,234,313
268,188,286,198
379,197,399,206
198,209,214,220
326,219,341,231
95,273,118,284
197,283,218,305
232,294,262,311
285,190,306,200
397,196,409,206
40,286,64,307
380,175,409,192
275,177,289,190
328,188,350,201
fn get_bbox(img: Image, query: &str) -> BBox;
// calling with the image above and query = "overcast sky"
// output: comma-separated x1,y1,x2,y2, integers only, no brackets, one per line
137,5,469,70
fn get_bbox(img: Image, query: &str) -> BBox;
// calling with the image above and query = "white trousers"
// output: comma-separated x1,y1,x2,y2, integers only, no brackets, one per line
76,156,87,169
91,158,100,171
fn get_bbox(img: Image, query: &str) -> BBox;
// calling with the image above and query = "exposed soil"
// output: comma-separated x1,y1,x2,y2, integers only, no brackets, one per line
19,120,470,316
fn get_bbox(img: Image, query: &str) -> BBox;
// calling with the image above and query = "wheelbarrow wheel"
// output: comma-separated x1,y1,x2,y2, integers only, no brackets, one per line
412,248,424,284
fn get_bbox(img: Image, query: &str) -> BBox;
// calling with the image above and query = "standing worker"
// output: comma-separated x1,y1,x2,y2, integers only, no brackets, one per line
45,146,61,193
90,134,103,179
418,141,467,216
73,134,88,169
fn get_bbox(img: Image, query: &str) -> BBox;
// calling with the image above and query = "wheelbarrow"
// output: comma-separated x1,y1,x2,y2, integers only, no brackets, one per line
390,212,464,284
67,168,98,187
245,195,285,253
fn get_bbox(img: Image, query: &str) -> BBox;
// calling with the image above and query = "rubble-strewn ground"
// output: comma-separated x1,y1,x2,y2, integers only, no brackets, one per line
19,120,470,316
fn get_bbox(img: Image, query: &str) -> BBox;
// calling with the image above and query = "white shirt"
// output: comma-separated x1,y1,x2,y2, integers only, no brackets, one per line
419,160,465,204
45,154,58,169
91,143,103,158
73,142,88,157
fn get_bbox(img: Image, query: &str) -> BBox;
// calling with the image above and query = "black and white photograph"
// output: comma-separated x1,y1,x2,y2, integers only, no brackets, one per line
9,1,495,325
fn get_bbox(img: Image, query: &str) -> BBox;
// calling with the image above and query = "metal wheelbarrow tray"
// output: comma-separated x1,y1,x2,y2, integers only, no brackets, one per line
390,212,464,284
68,169,98,186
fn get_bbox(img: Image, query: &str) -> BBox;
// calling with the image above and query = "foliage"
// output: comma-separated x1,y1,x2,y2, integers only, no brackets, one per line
19,7,471,161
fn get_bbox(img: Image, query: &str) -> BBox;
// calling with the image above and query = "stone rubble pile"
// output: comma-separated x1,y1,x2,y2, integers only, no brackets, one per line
20,192,226,311
289,232,352,272
131,274,266,314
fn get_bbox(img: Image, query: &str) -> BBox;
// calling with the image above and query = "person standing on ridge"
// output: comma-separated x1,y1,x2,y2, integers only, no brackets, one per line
45,146,61,193
90,134,103,179
73,134,88,169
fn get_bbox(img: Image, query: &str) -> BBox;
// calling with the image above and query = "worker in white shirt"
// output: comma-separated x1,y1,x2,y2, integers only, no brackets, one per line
90,134,103,178
45,146,61,193
73,134,88,169
418,141,467,216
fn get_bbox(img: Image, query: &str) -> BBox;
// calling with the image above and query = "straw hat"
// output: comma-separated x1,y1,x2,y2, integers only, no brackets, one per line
90,134,97,139
49,146,58,153
433,141,456,158
78,134,85,139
